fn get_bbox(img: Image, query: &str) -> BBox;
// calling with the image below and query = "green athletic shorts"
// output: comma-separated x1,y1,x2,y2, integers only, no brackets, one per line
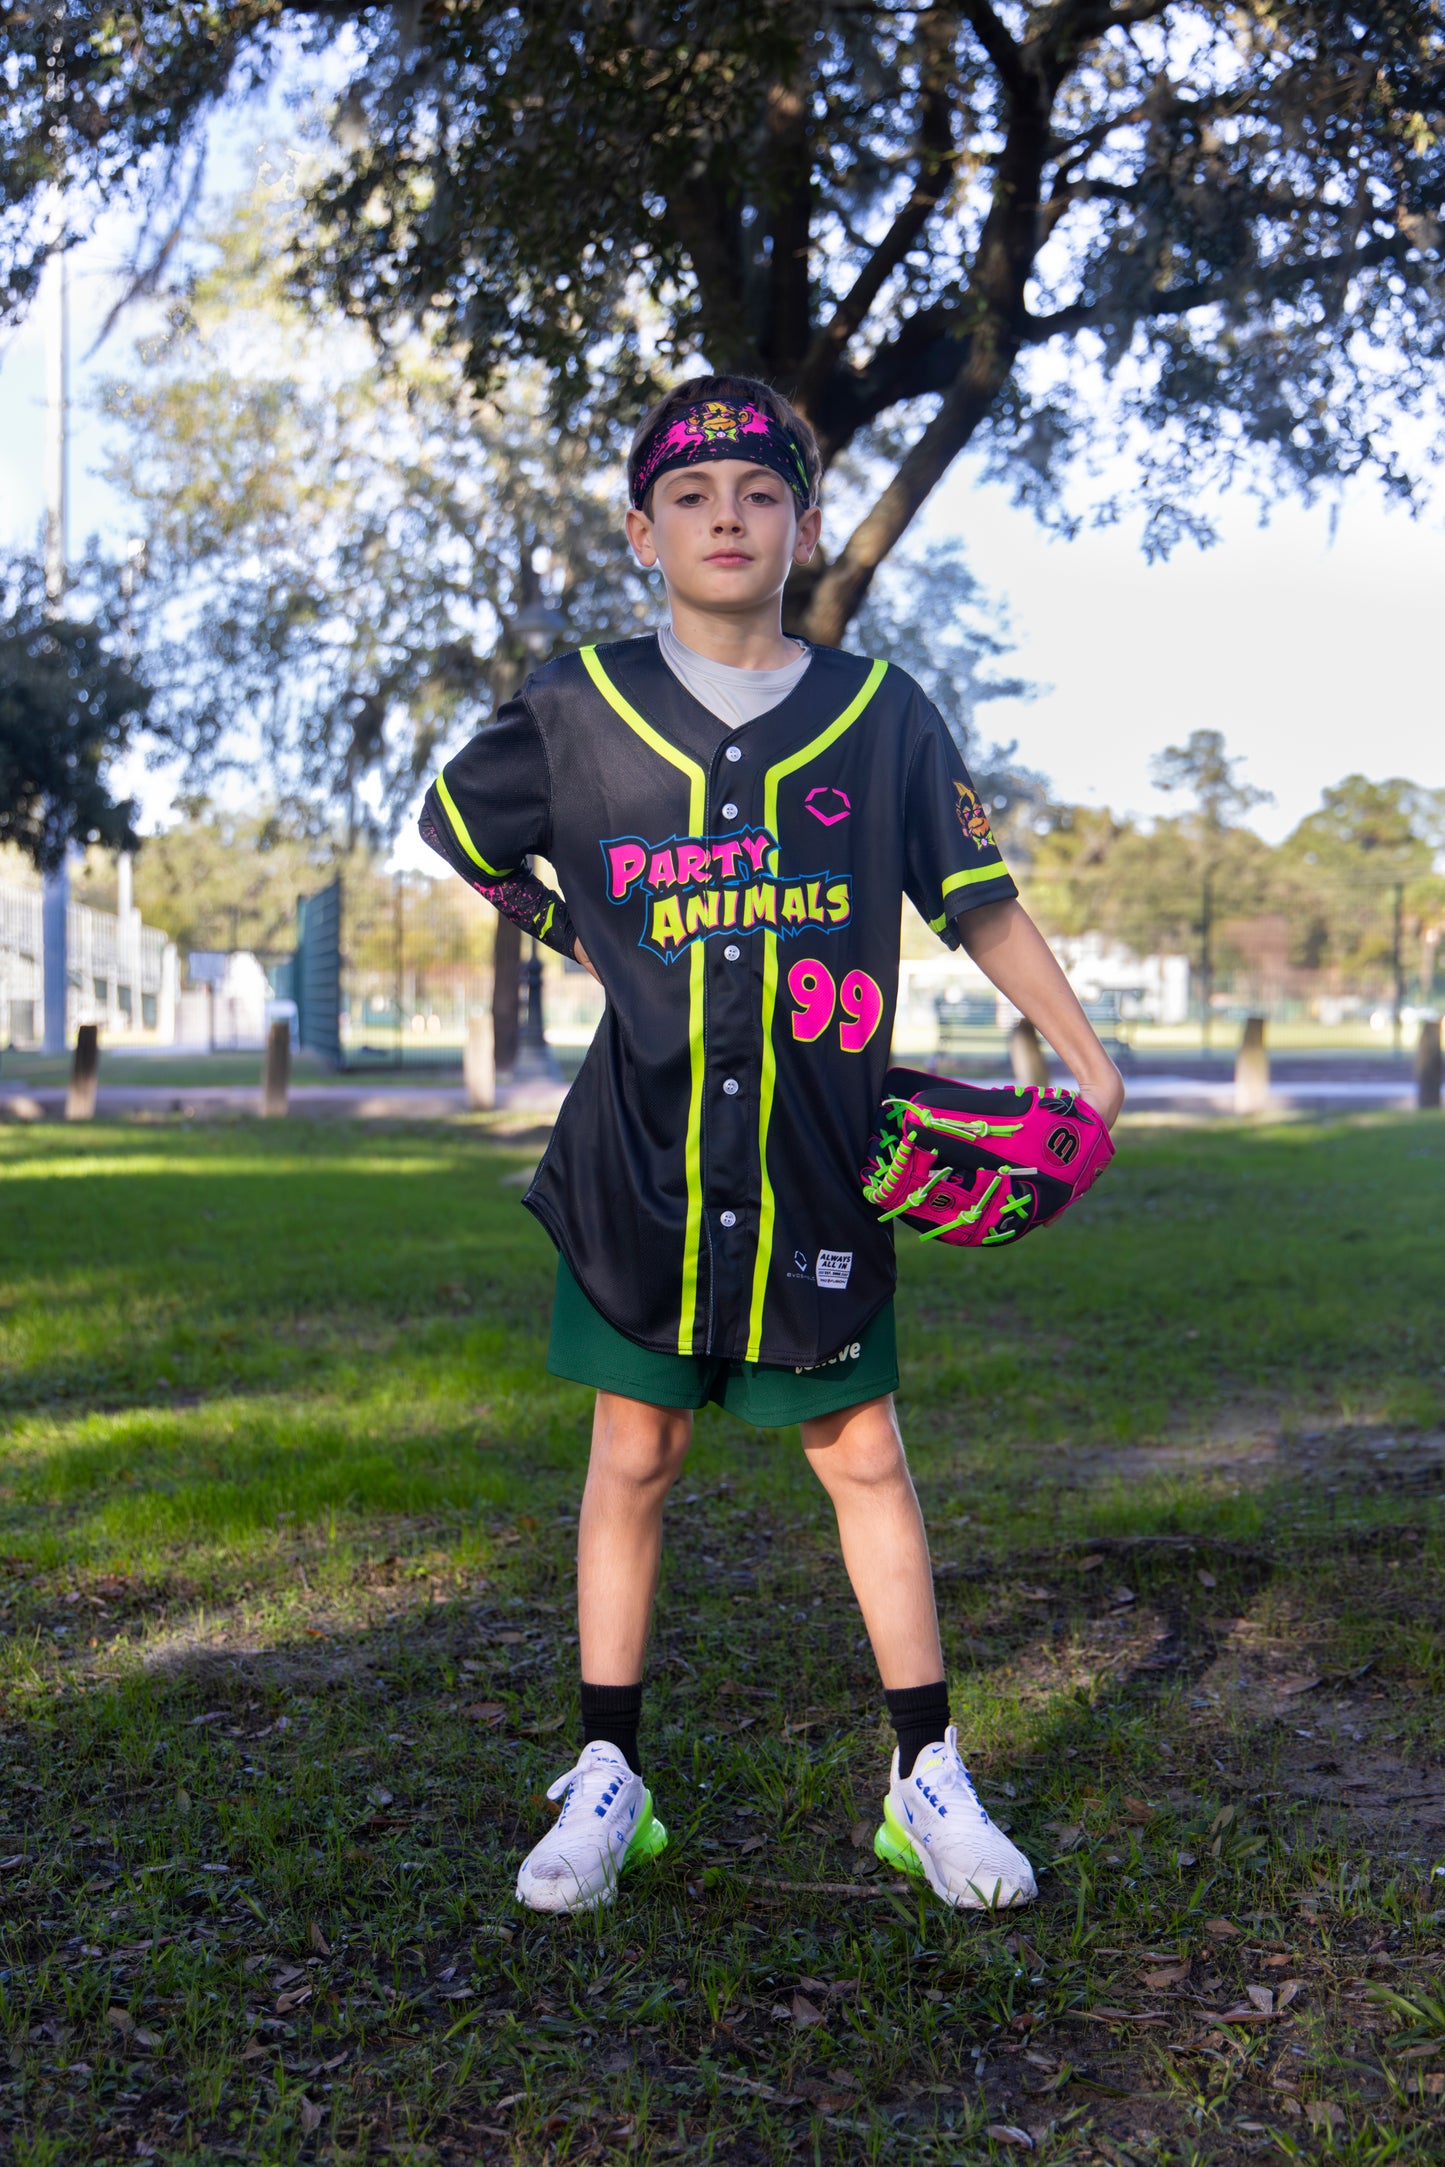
546,1256,898,1427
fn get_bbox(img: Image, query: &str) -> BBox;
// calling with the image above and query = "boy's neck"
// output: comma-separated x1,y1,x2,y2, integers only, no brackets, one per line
665,595,804,672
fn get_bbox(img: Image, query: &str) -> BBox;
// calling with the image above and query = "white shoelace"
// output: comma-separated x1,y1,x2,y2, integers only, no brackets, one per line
547,1752,629,1828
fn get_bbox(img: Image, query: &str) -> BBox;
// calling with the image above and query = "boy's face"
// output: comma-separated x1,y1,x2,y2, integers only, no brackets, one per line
625,460,821,618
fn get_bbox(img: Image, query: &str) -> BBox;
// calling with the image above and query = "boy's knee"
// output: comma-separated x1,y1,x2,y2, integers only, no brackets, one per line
591,1396,692,1490
803,1403,909,1492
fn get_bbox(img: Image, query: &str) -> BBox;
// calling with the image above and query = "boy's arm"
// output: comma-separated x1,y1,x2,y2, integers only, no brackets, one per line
418,694,581,962
418,795,579,961
956,899,1125,1127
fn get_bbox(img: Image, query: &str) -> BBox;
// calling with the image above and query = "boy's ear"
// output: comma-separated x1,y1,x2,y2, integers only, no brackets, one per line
793,505,823,566
625,506,658,568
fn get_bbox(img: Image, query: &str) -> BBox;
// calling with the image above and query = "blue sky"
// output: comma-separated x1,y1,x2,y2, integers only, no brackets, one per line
3,117,1441,852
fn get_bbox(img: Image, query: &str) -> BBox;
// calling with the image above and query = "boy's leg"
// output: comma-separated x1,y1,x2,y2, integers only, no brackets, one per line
515,1390,689,1916
578,1389,693,1689
800,1393,942,1689
802,1394,1036,1910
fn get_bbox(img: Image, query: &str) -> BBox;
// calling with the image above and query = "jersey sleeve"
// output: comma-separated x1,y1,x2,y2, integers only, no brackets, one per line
419,695,578,959
903,706,1018,948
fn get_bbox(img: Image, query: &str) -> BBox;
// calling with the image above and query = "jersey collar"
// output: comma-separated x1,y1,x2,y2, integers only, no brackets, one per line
596,633,876,770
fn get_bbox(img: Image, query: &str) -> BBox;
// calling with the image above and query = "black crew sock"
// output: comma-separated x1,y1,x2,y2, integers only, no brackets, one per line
579,1680,643,1776
885,1680,951,1780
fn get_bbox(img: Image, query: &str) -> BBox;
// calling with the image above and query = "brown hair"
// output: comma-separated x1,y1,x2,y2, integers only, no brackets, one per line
627,373,823,512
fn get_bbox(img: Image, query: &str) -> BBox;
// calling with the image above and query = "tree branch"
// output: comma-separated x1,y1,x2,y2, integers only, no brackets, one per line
1021,231,1415,342
796,0,961,421
959,0,1027,97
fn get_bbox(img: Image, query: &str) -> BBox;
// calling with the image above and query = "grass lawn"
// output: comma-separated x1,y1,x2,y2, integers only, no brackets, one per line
0,1114,1441,2166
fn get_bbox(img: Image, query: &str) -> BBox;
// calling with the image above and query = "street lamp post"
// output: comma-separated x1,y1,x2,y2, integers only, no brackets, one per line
507,597,567,1082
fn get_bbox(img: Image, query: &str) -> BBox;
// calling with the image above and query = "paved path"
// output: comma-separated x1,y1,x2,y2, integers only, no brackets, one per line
0,1055,1427,1123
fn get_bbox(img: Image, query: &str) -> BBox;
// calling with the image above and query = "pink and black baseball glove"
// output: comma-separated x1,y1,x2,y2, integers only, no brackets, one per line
861,1067,1115,1248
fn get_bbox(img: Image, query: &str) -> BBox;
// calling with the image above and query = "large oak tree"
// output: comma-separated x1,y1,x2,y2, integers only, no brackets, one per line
7,2,1443,640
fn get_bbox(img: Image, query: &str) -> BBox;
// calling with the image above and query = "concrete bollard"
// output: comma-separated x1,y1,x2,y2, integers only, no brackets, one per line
464,1011,495,1111
1008,1017,1049,1090
1234,1014,1269,1116
66,1024,100,1121
1416,1016,1442,1110
262,1018,291,1118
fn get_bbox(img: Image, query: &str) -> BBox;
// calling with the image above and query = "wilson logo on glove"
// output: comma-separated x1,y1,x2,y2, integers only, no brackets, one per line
861,1067,1115,1248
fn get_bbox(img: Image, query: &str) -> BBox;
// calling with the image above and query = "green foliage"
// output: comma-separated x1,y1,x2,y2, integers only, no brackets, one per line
0,555,147,872
99,185,652,832
1021,746,1445,988
8,4,1445,638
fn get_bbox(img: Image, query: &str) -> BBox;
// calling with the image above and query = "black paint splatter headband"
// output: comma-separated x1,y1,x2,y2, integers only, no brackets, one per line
631,400,814,512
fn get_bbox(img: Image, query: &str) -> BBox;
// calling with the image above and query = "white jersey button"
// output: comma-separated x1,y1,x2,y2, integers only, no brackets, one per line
725,745,743,762
721,802,738,820
724,944,741,961
722,1078,739,1096
720,1210,737,1228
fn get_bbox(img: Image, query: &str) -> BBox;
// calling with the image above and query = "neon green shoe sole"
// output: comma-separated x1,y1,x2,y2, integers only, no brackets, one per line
623,1790,669,1872
874,1795,926,1879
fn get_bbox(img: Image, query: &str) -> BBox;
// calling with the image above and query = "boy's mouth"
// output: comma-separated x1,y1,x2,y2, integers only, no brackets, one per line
705,549,753,565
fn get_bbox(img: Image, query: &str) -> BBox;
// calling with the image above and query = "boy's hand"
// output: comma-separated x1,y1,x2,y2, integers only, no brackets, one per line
574,939,601,984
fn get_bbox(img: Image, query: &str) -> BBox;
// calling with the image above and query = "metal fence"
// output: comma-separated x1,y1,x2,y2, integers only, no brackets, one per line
0,880,175,1047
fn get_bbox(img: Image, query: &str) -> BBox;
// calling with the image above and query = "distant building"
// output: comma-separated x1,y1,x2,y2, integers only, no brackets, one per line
0,876,177,1047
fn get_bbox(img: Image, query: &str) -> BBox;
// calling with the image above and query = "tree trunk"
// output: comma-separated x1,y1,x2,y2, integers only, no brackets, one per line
493,914,521,1076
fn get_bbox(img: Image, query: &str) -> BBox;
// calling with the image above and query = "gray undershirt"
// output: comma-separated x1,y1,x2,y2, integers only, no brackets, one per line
658,622,811,728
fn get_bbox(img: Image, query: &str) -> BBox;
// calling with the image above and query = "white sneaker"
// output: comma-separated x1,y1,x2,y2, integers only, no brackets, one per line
875,1725,1037,1910
515,1741,668,1915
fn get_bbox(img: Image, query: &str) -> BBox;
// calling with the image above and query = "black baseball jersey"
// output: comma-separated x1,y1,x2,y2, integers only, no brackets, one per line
421,634,1017,1366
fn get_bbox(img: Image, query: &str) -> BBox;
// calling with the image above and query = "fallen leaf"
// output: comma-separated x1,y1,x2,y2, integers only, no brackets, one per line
0,1855,25,1871
494,1631,527,1645
770,2002,792,2021
1176,1851,1198,1867
1046,1822,1083,1853
299,2097,324,2134
525,1715,566,1735
308,1920,331,1956
106,2006,134,2035
1020,1586,1053,1602
366,1785,393,1807
1204,1918,1242,1939
1196,1569,1217,1588
241,2042,272,2061
1144,1964,1190,1988
1277,1980,1303,2010
850,1819,873,1851
1077,1554,1105,1571
791,1992,826,2027
1123,1797,1155,1822
986,2126,1034,2149
1264,1952,1294,1968
276,1986,313,2015
466,1701,507,1724
1110,1585,1136,1606
132,2027,160,2051
1247,1985,1275,2015
1276,1674,1324,1698
738,1835,767,1855
175,1788,191,1814
1306,2102,1345,2133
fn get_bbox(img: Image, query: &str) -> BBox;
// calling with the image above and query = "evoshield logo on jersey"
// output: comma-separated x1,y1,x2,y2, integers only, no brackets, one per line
601,826,854,963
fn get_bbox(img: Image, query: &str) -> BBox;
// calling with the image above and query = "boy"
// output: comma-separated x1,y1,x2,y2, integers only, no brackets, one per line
420,375,1123,1917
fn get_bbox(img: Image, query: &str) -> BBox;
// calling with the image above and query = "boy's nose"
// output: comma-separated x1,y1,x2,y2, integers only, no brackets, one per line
712,508,744,531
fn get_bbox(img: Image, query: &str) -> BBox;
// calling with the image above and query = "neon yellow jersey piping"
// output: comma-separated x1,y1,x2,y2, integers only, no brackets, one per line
927,859,1012,931
580,645,709,1356
744,657,889,1361
435,772,514,880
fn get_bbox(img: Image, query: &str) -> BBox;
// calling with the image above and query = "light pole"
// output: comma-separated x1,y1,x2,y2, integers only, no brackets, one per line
509,598,567,1081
